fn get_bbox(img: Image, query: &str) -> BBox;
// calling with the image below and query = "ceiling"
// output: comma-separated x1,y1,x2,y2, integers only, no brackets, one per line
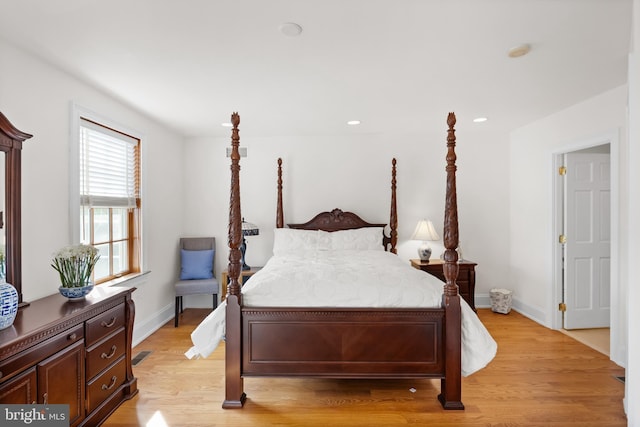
0,0,632,138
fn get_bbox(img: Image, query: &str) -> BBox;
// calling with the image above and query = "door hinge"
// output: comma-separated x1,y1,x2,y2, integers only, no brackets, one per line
559,234,567,244
559,166,567,175
558,302,567,312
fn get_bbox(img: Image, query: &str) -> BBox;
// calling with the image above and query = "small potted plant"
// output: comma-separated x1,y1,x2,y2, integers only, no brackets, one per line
51,244,100,300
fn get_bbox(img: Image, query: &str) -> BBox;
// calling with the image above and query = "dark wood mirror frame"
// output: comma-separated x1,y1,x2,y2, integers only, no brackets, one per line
0,111,32,305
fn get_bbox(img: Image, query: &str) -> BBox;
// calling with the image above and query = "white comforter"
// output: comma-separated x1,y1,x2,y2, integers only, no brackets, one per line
187,250,497,376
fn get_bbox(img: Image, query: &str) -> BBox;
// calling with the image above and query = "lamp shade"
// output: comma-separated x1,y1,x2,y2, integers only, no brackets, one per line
411,220,439,241
242,220,259,236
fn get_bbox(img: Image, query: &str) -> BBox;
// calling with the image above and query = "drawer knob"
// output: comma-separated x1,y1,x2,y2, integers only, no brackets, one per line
101,317,117,328
101,375,118,391
101,345,117,359
68,333,77,340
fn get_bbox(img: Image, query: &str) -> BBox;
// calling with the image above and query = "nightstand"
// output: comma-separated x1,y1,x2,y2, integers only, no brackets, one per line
220,266,262,301
410,259,477,311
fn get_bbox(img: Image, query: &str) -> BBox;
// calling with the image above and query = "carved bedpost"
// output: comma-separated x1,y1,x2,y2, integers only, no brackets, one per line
389,158,398,254
437,112,464,410
276,158,284,228
227,112,243,300
223,112,246,409
442,112,460,294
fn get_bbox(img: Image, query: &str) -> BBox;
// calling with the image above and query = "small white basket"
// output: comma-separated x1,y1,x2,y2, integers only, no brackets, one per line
490,288,512,314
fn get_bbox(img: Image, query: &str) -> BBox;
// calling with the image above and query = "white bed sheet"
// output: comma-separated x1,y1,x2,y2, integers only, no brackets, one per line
187,250,497,376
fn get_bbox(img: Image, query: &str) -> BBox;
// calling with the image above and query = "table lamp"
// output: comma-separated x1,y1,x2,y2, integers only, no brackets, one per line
241,219,259,270
411,219,439,262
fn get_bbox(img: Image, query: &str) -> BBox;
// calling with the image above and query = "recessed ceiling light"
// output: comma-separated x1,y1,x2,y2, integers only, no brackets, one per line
279,22,303,37
473,117,488,123
347,120,361,126
221,122,232,127
508,44,531,58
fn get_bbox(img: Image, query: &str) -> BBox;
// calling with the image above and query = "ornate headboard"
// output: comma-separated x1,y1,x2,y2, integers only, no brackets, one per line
288,208,384,231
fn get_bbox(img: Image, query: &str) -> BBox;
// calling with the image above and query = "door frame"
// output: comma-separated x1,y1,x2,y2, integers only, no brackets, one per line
551,130,621,361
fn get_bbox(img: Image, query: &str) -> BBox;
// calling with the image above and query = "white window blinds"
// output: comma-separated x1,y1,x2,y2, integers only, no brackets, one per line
79,118,139,208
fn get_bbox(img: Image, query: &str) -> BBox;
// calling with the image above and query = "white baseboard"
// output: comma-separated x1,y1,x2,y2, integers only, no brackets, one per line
132,302,174,348
476,292,549,328
131,297,217,349
474,293,492,309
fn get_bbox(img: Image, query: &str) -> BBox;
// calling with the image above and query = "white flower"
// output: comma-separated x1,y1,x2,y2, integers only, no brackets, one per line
51,244,100,288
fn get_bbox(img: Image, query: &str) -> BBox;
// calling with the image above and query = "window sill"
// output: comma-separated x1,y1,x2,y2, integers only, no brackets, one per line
100,271,151,289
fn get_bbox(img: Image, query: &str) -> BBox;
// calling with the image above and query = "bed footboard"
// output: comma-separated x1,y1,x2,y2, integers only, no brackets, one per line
242,308,445,377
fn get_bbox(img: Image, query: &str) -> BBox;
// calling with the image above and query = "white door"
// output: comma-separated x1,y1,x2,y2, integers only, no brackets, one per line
563,152,610,329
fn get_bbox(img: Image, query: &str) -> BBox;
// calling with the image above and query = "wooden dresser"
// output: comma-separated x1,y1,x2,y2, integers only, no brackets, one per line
410,259,477,311
0,286,137,426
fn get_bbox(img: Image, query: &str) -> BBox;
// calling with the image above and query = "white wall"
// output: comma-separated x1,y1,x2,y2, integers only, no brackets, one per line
509,85,627,325
0,39,185,343
625,0,639,422
184,127,511,306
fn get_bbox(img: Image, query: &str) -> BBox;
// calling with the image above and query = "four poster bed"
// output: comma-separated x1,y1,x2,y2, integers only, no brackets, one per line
187,112,496,410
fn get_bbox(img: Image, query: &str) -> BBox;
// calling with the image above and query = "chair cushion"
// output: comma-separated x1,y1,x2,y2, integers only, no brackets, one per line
180,249,214,280
175,277,219,297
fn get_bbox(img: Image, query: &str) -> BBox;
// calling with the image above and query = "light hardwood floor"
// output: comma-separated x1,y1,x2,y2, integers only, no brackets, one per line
561,327,610,356
105,309,626,427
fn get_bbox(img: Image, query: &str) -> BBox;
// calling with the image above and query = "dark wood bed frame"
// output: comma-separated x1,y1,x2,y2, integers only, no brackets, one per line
223,112,463,410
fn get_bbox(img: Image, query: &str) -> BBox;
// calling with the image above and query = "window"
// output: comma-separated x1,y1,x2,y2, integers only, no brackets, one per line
78,117,141,284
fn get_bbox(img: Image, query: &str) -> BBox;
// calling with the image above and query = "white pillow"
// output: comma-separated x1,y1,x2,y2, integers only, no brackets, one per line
317,230,331,251
330,227,385,251
272,229,331,255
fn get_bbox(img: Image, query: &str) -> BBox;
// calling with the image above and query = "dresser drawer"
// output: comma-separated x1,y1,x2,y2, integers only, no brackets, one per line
86,355,126,413
0,325,83,384
86,304,126,346
456,279,470,295
86,327,126,380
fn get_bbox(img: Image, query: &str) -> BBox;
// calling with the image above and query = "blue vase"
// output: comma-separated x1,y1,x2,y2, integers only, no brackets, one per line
59,283,94,301
0,282,18,330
